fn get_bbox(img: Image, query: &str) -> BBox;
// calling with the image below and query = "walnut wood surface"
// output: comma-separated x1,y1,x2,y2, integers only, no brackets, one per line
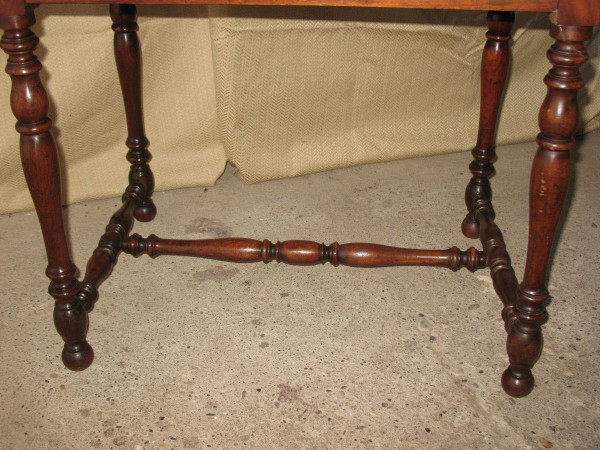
502,22,593,398
0,11,93,370
122,234,487,270
462,11,513,240
26,0,558,12
78,191,139,312
462,12,519,330
558,0,600,26
77,5,154,311
477,211,518,326
111,4,156,222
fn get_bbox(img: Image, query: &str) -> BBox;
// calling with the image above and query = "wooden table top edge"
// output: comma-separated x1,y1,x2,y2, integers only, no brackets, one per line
24,0,559,12
2,0,596,26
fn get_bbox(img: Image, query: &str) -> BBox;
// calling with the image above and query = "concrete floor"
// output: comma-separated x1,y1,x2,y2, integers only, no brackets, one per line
1,133,599,449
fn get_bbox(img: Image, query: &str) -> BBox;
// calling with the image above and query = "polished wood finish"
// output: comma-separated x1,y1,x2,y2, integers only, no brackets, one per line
478,211,518,327
0,10,93,370
111,4,156,222
462,11,519,329
558,0,600,26
0,0,26,16
122,234,487,270
502,20,593,398
462,11,513,240
28,0,558,11
1,0,598,398
77,4,154,311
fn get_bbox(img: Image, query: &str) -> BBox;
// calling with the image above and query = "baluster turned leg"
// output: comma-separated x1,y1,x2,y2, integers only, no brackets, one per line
502,20,592,397
462,11,514,239
1,11,93,369
110,4,156,222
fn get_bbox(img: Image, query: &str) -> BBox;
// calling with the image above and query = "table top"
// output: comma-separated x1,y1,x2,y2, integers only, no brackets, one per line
29,0,559,11
1,0,599,26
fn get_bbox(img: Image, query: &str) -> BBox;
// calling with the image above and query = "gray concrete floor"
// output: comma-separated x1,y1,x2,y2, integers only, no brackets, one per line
1,132,599,449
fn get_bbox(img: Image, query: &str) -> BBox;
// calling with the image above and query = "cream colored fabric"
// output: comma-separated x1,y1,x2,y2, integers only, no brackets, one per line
0,6,598,214
210,7,600,183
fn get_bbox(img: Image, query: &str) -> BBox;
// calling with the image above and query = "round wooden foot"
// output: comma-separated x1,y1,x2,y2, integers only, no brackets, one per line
134,200,157,222
501,367,534,397
62,341,94,371
461,215,480,239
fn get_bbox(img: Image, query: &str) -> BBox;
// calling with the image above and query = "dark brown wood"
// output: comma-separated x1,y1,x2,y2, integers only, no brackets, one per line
502,20,593,398
75,5,155,335
0,0,27,17
1,0,597,397
111,4,156,222
122,234,487,271
477,211,518,327
0,10,93,370
26,0,559,11
78,191,140,311
462,11,514,239
558,0,600,26
462,11,519,333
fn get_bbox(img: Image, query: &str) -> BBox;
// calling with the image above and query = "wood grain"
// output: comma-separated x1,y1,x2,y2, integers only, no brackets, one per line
502,23,593,398
122,234,487,271
0,11,93,370
558,0,600,26
28,0,557,12
3,0,597,400
111,4,156,222
462,11,513,240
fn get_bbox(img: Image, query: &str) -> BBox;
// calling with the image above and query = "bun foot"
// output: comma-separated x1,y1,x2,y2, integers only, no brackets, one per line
501,367,534,397
62,341,94,371
134,200,157,222
461,215,480,239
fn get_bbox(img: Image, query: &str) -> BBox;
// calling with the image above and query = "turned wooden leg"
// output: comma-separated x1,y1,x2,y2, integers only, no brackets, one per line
1,11,93,370
502,21,592,397
110,4,156,222
462,11,514,239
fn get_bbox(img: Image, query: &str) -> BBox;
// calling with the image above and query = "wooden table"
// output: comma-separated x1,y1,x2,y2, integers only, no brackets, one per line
1,0,598,398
